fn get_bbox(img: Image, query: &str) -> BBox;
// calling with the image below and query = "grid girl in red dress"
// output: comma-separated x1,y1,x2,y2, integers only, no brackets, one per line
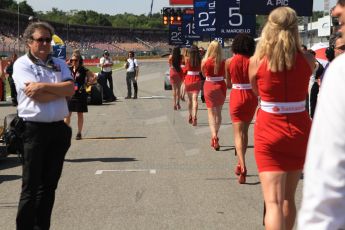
201,41,226,150
225,33,257,184
248,7,314,229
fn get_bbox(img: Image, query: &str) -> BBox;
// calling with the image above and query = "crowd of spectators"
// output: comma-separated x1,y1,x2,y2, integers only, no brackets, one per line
0,10,170,57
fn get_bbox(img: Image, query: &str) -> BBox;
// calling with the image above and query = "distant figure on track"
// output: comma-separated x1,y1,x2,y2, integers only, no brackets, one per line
184,45,202,126
64,51,97,140
125,51,139,99
169,47,183,110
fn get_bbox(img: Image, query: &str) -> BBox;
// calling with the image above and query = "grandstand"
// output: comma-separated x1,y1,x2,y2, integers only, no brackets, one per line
0,9,171,58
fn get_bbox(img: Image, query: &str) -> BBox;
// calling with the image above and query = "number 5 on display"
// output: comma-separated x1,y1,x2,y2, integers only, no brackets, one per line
228,7,242,26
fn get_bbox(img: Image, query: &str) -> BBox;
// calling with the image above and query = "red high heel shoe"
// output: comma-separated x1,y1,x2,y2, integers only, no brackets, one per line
234,163,241,176
212,137,220,151
188,115,193,124
174,105,177,110
177,103,181,110
192,117,197,126
238,167,247,184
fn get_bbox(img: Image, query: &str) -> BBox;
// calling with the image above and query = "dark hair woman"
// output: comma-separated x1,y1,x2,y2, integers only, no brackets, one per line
184,45,202,126
168,47,183,110
225,33,257,184
64,51,97,140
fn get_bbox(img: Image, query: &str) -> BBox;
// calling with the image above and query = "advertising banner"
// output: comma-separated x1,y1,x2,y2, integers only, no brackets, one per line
169,22,185,46
52,45,66,60
216,0,256,38
182,9,202,43
240,0,313,16
170,0,193,5
194,0,216,35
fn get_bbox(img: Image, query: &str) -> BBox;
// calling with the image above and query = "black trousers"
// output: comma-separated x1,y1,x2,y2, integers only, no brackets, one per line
16,121,71,230
8,76,17,103
309,82,319,119
97,75,115,101
102,71,113,91
126,71,138,97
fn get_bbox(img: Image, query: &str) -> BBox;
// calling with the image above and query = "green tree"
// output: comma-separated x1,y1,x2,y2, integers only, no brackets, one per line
38,7,67,23
6,1,34,16
312,11,324,21
0,0,14,9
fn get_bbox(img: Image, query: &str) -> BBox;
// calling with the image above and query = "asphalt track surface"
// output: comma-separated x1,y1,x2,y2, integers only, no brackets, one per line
0,59,304,230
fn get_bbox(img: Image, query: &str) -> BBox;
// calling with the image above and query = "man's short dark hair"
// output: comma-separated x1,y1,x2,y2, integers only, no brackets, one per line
231,33,255,56
23,22,54,44
129,51,135,57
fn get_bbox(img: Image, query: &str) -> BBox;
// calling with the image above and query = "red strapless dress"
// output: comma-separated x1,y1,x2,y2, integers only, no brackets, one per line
228,54,258,122
203,58,226,108
184,60,201,93
254,52,312,172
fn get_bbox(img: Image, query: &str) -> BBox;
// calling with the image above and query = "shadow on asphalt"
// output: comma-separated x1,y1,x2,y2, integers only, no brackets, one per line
220,145,254,152
88,103,114,107
245,182,261,185
64,157,138,163
0,175,22,184
81,136,147,140
206,175,260,185
0,155,21,171
0,103,14,107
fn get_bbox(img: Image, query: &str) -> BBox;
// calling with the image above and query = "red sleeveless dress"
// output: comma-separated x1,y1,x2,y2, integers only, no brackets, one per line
254,52,312,172
184,60,201,93
228,54,258,122
203,58,226,108
169,55,183,85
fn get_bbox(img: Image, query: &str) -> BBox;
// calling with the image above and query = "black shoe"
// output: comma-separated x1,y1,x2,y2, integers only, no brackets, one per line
76,133,82,140
125,96,131,99
201,96,205,103
132,95,137,99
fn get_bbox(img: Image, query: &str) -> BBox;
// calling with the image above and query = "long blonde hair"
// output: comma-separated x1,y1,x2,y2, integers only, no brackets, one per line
203,40,222,74
254,7,301,72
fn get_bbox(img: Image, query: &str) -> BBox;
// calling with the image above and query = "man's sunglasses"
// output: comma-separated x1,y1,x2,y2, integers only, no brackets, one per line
31,37,52,43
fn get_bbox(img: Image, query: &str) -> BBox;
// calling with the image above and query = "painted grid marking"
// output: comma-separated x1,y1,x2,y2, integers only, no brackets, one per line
95,169,157,175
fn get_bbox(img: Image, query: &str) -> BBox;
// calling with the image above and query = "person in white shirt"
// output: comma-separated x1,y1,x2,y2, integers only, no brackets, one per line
12,21,74,230
125,51,139,99
298,1,345,229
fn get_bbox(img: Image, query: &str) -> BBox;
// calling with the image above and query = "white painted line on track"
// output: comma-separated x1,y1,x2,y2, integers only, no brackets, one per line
151,95,167,99
145,115,168,125
137,95,169,99
95,169,157,175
